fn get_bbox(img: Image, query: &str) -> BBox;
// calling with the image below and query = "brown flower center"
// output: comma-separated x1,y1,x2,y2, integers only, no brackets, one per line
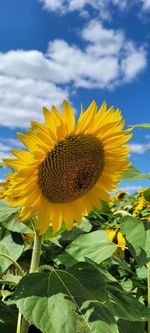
38,134,104,203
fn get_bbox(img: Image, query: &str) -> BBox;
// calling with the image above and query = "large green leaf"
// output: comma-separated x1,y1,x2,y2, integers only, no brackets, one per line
120,216,150,266
0,201,20,223
0,233,24,273
58,230,117,267
1,216,32,233
15,262,119,333
122,165,150,181
0,301,18,333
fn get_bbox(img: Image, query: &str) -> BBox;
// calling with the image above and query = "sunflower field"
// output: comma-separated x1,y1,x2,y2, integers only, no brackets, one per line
0,102,150,333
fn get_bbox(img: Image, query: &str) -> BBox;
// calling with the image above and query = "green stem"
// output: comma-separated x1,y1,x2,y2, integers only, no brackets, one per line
16,228,42,333
148,261,150,333
38,264,53,272
0,252,24,276
29,228,42,273
16,313,29,333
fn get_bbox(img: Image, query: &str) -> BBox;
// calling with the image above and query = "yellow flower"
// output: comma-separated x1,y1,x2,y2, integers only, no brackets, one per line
132,195,149,216
114,190,129,202
137,188,149,195
0,100,132,234
117,230,126,251
105,228,126,251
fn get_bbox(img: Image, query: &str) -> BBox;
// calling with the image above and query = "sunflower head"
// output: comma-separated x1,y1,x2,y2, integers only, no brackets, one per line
0,100,132,234
114,190,129,202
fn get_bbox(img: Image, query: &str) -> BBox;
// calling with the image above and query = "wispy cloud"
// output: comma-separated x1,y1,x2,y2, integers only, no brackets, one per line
0,20,147,128
39,0,130,15
0,137,25,161
39,0,150,16
117,185,143,192
129,142,150,154
142,0,150,11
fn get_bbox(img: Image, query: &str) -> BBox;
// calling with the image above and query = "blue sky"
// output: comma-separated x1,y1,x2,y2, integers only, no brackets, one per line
0,0,150,192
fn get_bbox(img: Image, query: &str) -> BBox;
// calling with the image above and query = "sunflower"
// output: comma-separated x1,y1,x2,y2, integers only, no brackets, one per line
0,100,132,234
105,228,126,258
132,190,149,217
105,228,126,251
114,190,129,202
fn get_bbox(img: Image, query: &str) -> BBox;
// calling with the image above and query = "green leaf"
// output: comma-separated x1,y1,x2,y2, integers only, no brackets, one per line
0,201,20,223
143,189,150,202
122,165,150,181
15,262,119,333
136,266,147,279
1,216,32,233
0,163,6,168
131,123,150,128
120,216,150,266
0,273,22,285
88,260,150,322
0,233,23,273
107,281,150,321
58,230,117,267
0,301,18,333
78,217,92,233
100,200,112,215
117,320,145,333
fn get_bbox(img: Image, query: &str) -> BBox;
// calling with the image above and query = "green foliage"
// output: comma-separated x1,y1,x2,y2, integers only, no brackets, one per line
0,301,18,333
122,165,150,181
131,123,150,128
15,261,150,333
0,233,24,273
118,320,145,333
59,230,117,267
0,201,20,223
121,216,150,266
0,182,150,332
143,189,150,202
15,262,120,333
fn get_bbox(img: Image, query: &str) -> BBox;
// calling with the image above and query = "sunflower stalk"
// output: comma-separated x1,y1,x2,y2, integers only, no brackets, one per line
16,227,42,333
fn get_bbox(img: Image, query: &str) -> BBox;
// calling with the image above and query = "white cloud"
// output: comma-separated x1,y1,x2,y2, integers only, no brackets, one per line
129,142,150,154
0,138,25,161
142,0,150,11
0,66,69,128
46,21,146,89
39,0,130,16
39,0,150,17
0,20,147,128
40,0,150,18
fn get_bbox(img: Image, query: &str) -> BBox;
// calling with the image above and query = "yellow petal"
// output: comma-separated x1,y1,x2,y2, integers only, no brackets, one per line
75,100,97,134
63,100,75,134
117,231,126,251
105,229,117,242
3,158,25,170
36,198,51,234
